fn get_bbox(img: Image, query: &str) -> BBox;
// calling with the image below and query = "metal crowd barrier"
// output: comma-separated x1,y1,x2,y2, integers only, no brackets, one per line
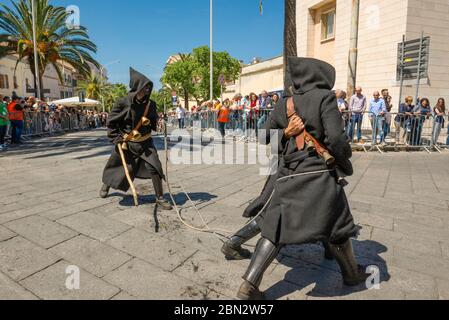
6,112,93,141
167,109,449,153
168,109,274,143
343,111,446,153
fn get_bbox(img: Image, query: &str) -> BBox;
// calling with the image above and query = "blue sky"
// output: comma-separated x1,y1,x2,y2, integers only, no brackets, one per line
51,0,284,89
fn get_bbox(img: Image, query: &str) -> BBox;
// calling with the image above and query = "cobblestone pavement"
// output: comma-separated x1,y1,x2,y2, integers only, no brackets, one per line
1,129,449,300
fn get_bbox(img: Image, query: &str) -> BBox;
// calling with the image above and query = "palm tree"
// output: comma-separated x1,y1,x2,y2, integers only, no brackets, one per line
0,0,99,98
284,0,297,59
261,0,297,90
77,72,102,100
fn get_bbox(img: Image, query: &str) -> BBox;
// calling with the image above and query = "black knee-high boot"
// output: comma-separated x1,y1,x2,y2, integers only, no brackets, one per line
322,241,335,260
151,174,173,210
221,220,261,260
237,237,282,300
329,239,370,286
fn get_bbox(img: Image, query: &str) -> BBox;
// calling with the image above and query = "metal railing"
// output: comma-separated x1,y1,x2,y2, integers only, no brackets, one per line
168,109,449,153
5,111,104,142
169,109,274,143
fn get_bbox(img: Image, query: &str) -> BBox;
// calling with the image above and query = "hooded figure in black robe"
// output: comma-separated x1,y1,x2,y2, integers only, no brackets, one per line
99,68,172,210
237,57,369,300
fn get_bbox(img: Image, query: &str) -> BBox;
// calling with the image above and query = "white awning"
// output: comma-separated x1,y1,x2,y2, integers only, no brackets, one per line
51,97,101,107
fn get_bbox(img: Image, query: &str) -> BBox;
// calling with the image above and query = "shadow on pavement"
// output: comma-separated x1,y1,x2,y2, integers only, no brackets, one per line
0,129,109,158
265,239,390,300
116,191,218,208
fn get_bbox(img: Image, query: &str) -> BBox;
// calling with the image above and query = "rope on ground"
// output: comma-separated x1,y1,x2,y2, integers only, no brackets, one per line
161,118,278,243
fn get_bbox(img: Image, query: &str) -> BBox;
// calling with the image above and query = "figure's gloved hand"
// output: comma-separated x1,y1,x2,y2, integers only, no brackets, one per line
112,136,124,146
284,115,305,139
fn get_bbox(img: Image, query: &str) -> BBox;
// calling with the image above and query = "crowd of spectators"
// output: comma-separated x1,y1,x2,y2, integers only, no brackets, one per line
169,87,448,148
172,91,280,139
336,87,448,147
0,92,107,152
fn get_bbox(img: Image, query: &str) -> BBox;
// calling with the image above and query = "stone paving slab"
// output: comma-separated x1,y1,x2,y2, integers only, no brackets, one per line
0,225,16,242
57,211,132,242
393,219,449,242
49,235,132,277
371,228,442,258
40,197,116,221
390,247,449,281
107,228,197,272
173,251,253,298
437,279,449,300
0,236,60,281
19,260,120,300
164,228,228,260
4,216,79,249
111,291,138,300
0,272,38,300
103,258,222,300
108,205,213,237
352,210,395,231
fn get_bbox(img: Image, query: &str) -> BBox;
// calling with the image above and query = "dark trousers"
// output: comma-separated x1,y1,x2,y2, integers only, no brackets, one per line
218,122,226,138
10,120,23,144
178,118,185,129
348,113,363,141
0,125,7,145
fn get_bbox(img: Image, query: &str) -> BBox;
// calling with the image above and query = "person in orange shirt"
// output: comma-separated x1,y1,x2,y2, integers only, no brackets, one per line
216,100,230,141
7,96,24,145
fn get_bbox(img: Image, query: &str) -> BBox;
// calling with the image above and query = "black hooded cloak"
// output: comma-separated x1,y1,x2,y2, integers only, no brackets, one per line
102,68,164,192
255,57,358,245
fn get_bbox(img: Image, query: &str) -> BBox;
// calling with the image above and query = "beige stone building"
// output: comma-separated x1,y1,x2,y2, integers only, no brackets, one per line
297,0,449,110
0,55,106,101
224,56,284,100
0,55,79,100
225,0,449,110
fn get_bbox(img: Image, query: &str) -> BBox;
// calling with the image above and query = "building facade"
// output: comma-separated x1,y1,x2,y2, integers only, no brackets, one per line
0,55,78,100
226,0,449,109
297,0,449,109
0,55,97,101
223,56,284,100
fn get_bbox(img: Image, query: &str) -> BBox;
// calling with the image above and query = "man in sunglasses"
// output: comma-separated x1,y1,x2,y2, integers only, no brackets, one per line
100,67,173,210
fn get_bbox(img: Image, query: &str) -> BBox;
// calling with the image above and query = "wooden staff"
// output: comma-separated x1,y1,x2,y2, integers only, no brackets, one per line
117,143,139,207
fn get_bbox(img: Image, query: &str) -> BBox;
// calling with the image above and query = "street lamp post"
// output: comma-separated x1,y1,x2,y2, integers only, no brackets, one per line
31,0,41,100
100,60,120,113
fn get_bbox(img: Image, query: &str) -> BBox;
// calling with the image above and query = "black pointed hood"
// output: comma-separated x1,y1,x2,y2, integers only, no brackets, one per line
128,67,153,101
287,57,336,95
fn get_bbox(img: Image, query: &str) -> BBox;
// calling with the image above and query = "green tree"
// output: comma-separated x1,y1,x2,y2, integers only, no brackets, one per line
191,46,241,104
0,0,99,98
161,46,241,107
102,83,127,112
151,87,172,113
161,53,195,110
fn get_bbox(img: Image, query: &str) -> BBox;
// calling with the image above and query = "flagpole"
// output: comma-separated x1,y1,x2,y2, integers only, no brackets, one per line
210,0,213,103
31,0,41,99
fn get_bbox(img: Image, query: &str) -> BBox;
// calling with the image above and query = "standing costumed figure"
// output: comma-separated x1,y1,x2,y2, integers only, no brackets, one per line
100,68,173,211
237,57,370,300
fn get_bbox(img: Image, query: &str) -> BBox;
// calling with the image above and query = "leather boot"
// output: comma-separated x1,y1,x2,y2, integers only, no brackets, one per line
237,238,281,300
329,239,370,286
99,184,110,199
221,220,260,260
152,175,173,211
156,197,173,211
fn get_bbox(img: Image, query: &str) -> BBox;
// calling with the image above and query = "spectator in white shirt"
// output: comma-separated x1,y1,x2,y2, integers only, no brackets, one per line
176,105,186,129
